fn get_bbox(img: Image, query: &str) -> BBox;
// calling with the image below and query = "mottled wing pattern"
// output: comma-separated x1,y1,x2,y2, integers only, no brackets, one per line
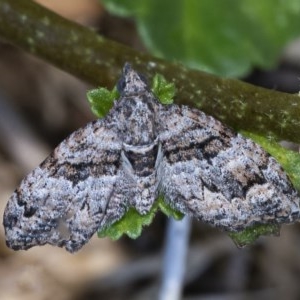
4,64,300,253
3,119,127,253
158,104,300,231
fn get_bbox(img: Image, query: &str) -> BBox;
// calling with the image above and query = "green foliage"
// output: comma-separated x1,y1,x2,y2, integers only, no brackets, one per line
102,0,300,77
98,207,156,240
158,196,184,220
87,86,119,118
97,196,183,240
152,73,176,104
229,224,280,247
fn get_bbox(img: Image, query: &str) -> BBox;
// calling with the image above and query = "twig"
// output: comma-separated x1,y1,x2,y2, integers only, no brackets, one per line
158,216,192,300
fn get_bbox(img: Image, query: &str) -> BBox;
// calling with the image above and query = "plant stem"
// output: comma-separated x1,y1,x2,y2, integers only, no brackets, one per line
158,216,191,300
0,0,300,143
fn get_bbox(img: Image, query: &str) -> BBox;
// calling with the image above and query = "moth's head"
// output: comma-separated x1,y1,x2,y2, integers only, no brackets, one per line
117,63,149,96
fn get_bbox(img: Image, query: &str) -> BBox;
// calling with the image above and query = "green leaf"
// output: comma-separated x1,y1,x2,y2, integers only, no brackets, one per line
97,207,157,240
102,0,300,77
152,74,176,104
97,196,183,240
87,86,119,118
158,197,184,220
229,224,280,247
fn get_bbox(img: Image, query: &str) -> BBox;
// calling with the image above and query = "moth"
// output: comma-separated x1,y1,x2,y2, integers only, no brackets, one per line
3,63,300,253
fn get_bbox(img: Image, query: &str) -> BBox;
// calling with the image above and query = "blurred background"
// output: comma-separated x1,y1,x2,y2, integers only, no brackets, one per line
1,1,300,299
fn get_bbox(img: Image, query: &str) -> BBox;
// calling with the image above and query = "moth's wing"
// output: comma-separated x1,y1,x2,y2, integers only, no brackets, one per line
158,105,300,231
3,119,128,253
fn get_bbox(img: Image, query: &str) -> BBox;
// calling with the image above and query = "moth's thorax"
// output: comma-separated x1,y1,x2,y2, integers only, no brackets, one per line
109,90,161,178
114,91,160,146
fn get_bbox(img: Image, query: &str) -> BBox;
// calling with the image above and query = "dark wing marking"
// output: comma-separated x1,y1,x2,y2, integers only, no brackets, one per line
3,119,127,253
158,104,300,231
